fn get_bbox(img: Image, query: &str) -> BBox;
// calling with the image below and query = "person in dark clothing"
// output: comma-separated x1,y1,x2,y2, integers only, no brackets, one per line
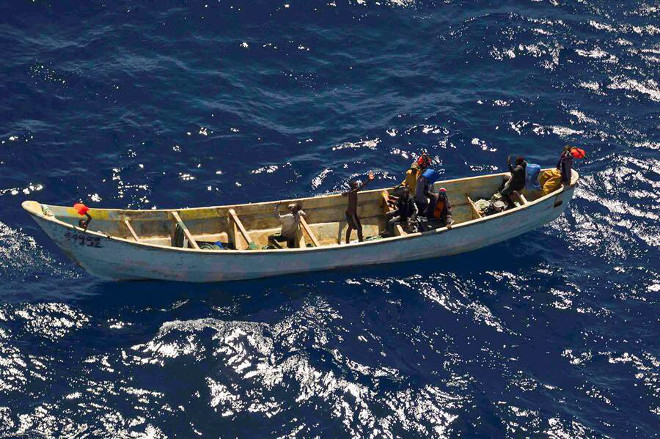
414,168,440,213
387,186,418,235
499,156,527,201
74,203,92,230
425,188,453,227
343,171,374,243
557,145,574,184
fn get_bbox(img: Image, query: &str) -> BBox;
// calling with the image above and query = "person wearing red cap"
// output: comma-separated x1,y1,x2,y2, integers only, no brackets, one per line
73,203,92,230
394,152,431,197
425,187,453,227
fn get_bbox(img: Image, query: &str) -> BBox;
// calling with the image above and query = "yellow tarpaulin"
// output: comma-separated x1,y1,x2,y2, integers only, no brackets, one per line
540,169,563,195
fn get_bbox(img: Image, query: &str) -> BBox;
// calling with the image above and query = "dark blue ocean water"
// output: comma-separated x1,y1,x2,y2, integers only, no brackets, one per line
1,0,659,437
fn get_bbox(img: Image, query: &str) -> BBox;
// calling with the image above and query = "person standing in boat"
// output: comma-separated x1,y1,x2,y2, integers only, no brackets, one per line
557,145,573,184
557,145,584,184
269,202,306,248
539,145,585,195
414,168,439,212
393,152,431,197
343,171,375,244
499,155,527,204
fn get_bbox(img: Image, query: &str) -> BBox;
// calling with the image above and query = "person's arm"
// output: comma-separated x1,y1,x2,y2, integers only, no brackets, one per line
79,212,92,231
412,201,418,218
274,204,282,220
507,156,514,173
423,180,432,198
395,197,404,213
396,170,409,189
358,171,375,191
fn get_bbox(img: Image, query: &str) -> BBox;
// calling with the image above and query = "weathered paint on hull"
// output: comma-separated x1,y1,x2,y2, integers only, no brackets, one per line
28,185,574,282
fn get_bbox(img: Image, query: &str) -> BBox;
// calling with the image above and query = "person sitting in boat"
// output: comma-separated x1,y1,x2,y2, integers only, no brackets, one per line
499,155,527,204
387,186,418,235
425,187,453,228
269,202,306,248
343,171,375,243
392,152,431,198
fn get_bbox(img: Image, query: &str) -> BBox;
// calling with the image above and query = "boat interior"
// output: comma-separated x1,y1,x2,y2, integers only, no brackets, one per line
32,172,548,251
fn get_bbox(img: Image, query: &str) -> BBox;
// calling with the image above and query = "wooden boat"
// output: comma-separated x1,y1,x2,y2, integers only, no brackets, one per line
22,169,578,282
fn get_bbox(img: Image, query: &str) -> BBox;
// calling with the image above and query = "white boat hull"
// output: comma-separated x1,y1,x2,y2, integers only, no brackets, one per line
26,183,575,282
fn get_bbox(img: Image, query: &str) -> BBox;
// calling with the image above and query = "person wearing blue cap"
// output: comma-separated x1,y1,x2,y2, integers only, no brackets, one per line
414,168,440,212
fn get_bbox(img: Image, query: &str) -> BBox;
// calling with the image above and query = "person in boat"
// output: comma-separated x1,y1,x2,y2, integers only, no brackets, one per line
499,155,527,204
414,167,440,212
269,202,306,248
392,152,432,198
343,171,375,243
558,145,584,184
557,145,574,184
539,145,585,195
387,186,418,235
74,203,92,231
425,187,453,227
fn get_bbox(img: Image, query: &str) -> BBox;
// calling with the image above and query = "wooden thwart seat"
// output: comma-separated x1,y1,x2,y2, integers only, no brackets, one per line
299,216,320,247
171,211,200,250
123,219,140,242
228,209,258,250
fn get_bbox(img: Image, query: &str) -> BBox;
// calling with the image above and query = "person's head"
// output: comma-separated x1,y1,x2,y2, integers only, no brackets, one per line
563,145,572,152
416,153,432,170
402,186,411,198
515,156,525,165
288,203,302,213
350,180,360,190
438,187,447,198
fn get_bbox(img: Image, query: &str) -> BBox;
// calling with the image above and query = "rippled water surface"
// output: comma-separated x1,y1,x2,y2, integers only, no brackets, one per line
1,0,659,437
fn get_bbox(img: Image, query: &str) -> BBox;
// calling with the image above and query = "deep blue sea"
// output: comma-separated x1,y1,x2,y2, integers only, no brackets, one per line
1,0,659,437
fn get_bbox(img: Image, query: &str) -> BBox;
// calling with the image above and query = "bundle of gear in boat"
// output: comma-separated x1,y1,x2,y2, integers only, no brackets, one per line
72,145,584,250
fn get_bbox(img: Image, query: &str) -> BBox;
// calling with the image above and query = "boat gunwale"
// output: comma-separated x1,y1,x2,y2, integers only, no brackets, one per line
22,170,578,256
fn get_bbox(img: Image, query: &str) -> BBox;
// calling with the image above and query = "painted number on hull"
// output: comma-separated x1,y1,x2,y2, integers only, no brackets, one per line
64,232,102,248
